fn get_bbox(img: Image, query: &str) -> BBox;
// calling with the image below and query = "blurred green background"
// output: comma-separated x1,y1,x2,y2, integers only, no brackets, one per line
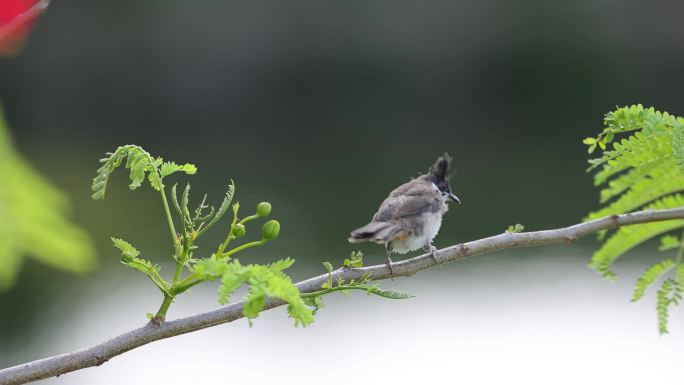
1,1,684,383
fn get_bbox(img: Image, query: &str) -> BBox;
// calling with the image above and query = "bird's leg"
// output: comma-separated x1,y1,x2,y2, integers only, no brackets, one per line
385,244,394,278
423,242,439,264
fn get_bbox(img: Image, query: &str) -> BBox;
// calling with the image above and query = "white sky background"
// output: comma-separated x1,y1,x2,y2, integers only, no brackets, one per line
8,248,684,385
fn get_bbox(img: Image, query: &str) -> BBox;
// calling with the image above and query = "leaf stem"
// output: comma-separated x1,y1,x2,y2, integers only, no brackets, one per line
676,229,684,265
154,294,174,322
172,262,184,284
158,183,185,320
216,235,235,255
159,186,179,252
239,214,259,224
143,268,170,295
171,276,204,295
300,285,372,298
220,239,267,259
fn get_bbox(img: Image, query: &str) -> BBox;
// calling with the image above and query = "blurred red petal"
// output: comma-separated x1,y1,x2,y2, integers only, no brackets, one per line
0,0,47,56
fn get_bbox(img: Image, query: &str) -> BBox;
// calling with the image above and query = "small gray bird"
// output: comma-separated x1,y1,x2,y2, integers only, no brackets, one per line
348,153,460,274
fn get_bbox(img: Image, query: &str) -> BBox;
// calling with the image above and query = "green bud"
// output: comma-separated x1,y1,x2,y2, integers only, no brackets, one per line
256,202,272,217
262,220,280,241
121,254,134,263
231,223,246,238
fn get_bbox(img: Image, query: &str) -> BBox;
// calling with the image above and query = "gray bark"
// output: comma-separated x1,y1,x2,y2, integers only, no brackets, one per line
2,207,683,385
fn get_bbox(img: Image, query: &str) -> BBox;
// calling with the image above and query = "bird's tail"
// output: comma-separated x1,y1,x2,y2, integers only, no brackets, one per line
348,221,402,244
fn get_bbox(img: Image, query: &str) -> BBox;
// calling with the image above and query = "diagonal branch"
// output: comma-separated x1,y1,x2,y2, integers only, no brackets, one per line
2,207,684,385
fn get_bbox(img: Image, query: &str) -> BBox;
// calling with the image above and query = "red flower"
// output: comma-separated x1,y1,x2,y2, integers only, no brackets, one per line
0,0,46,56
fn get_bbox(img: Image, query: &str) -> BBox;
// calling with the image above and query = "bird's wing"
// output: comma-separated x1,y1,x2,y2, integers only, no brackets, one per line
372,180,442,222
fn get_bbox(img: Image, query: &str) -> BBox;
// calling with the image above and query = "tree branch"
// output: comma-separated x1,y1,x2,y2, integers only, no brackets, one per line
2,207,684,385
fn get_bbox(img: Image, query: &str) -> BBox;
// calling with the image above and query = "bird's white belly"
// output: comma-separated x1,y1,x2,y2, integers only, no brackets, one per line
391,211,443,254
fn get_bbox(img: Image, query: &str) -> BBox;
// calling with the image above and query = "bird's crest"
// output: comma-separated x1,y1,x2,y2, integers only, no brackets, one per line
429,153,452,182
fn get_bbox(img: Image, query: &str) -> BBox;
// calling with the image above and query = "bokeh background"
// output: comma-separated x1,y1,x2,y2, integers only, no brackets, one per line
1,1,684,383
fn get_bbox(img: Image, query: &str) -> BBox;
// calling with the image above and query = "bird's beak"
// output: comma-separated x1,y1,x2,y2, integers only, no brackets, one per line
449,193,461,204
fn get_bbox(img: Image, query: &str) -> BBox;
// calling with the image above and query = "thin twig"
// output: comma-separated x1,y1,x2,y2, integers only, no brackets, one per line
2,207,684,384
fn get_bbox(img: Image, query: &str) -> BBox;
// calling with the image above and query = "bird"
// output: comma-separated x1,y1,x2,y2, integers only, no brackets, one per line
348,153,460,274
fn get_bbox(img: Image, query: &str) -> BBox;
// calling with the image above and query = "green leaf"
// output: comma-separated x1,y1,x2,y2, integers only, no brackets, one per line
588,195,684,280
181,183,191,223
243,285,266,320
218,262,249,304
632,259,675,302
92,145,156,199
160,161,197,178
657,278,676,334
597,159,673,204
197,181,235,236
677,263,684,284
598,138,607,150
125,149,153,190
585,107,684,333
505,224,525,233
659,235,681,251
111,237,168,294
343,251,364,268
92,145,196,199
366,287,413,299
674,125,684,172
268,257,295,272
257,261,313,327
590,131,672,185
587,166,684,220
0,110,95,289
191,256,230,280
588,143,597,153
111,237,140,260
321,261,334,289
214,258,314,326
193,194,214,223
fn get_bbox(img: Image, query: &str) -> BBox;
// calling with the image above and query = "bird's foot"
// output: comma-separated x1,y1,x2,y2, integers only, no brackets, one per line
386,256,394,279
428,245,439,264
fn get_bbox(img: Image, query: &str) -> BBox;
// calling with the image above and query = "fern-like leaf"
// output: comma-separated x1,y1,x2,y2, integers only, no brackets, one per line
111,237,140,260
92,145,197,200
588,166,684,220
212,258,314,326
366,287,413,299
597,159,672,204
659,235,681,251
589,195,684,279
631,259,675,302
197,181,235,236
591,132,672,184
218,262,249,304
657,278,677,334
585,105,684,333
112,237,168,294
674,124,684,172
92,145,158,199
191,255,230,280
160,161,197,178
